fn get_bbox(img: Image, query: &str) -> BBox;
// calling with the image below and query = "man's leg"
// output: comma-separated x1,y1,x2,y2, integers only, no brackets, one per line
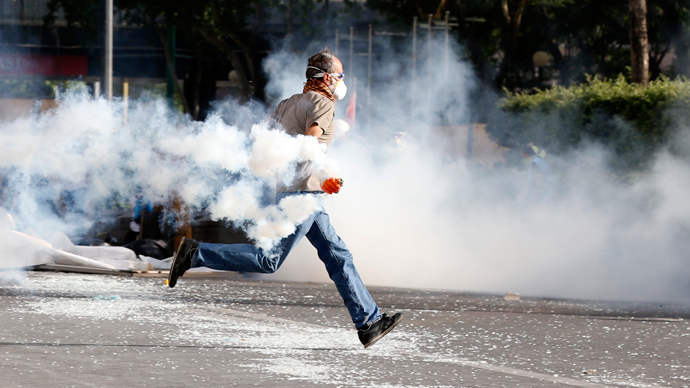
184,192,318,274
305,210,381,329
168,215,313,286
192,214,316,273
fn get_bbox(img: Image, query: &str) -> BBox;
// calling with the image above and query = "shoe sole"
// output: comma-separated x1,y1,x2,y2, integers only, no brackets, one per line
167,237,189,288
363,313,403,349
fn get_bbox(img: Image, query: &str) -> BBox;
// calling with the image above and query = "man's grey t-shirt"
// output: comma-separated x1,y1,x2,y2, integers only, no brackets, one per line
270,91,335,192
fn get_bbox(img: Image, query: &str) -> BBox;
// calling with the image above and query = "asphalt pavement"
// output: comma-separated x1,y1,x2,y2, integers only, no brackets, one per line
1,271,689,388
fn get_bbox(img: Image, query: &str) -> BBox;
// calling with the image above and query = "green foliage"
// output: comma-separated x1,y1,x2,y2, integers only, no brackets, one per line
0,79,54,98
490,75,690,170
0,79,89,99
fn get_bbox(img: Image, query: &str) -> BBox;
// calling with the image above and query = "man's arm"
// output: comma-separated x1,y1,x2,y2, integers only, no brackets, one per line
305,123,341,194
305,123,323,138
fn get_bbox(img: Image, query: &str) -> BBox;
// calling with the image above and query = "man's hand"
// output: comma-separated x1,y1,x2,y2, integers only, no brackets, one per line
321,177,343,194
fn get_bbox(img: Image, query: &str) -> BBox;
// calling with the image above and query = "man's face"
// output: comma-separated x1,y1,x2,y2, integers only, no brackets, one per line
324,57,344,85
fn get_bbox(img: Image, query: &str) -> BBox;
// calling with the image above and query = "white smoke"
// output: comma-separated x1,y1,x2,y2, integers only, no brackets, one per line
260,34,690,303
1,30,689,304
0,86,335,252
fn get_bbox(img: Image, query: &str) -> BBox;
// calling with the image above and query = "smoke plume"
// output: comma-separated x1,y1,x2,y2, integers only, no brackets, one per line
1,30,689,304
260,35,690,303
0,85,334,252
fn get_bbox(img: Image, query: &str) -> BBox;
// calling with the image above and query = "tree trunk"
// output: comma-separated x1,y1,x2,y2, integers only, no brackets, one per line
649,43,670,80
540,6,566,84
629,0,649,86
197,26,253,98
287,0,294,36
157,28,190,113
653,0,689,77
250,2,267,101
495,0,529,90
204,0,261,100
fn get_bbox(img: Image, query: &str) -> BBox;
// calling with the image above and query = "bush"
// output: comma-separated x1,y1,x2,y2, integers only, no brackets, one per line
488,75,690,170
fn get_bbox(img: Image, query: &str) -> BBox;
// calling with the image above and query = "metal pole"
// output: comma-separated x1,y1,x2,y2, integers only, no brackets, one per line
123,80,129,125
335,29,339,56
349,26,354,76
467,124,474,161
104,0,113,102
412,17,417,79
32,99,41,119
93,81,100,99
445,11,450,77
352,76,357,128
428,14,432,86
444,12,450,125
367,24,373,126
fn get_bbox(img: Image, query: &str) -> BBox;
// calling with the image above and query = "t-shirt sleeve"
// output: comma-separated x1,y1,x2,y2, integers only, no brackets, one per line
306,98,334,135
270,100,285,123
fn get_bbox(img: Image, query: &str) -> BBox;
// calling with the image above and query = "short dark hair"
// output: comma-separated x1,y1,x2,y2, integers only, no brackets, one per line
306,48,337,79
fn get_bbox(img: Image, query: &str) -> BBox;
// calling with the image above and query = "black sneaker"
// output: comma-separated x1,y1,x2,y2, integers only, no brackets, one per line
167,237,198,288
358,312,403,348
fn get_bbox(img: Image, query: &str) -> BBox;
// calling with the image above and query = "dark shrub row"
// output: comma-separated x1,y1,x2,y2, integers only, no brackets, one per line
488,76,690,170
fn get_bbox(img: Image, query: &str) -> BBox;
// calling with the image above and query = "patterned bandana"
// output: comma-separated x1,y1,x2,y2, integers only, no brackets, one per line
303,78,335,102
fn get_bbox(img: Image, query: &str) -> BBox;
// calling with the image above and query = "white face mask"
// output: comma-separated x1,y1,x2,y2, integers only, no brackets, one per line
329,76,347,100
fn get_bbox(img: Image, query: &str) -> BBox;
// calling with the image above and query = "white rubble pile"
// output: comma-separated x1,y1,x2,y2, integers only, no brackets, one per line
0,208,154,272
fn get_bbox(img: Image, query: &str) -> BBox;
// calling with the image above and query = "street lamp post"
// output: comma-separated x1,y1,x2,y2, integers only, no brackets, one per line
104,0,113,102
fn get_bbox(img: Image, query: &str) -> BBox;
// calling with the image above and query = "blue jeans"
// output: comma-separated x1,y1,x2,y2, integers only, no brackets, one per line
191,191,381,329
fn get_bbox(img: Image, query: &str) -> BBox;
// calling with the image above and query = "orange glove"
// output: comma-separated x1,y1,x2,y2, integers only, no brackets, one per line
321,177,343,194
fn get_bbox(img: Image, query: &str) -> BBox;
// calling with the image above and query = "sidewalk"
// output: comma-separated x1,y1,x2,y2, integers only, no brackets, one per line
1,271,687,387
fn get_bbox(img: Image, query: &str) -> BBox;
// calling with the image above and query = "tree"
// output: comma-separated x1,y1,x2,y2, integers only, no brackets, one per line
46,0,271,109
47,0,690,101
491,76,690,170
645,0,690,79
494,0,529,89
629,0,650,85
364,0,581,90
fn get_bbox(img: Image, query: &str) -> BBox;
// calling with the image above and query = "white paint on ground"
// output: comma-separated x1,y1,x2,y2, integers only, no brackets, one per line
5,274,674,388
